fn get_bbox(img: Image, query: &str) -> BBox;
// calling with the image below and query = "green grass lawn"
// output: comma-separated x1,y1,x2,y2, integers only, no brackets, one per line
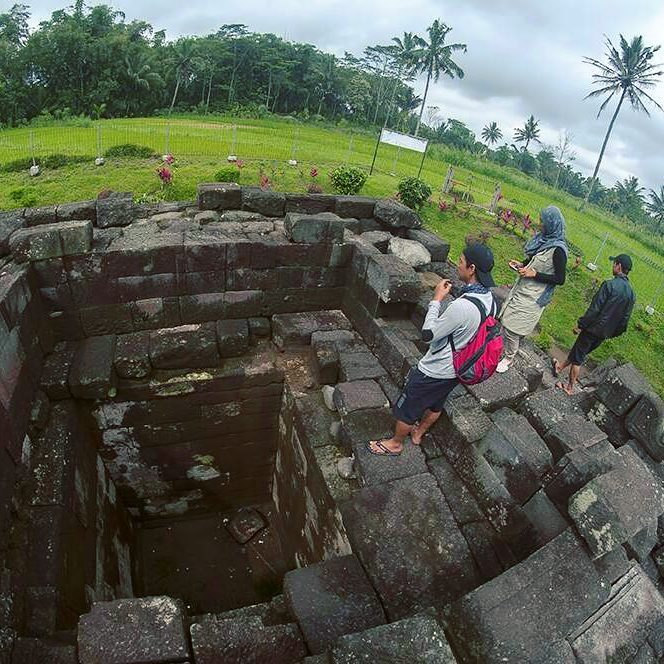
1,115,662,393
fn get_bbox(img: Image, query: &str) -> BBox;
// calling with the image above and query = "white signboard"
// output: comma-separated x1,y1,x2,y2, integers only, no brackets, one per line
380,128,428,154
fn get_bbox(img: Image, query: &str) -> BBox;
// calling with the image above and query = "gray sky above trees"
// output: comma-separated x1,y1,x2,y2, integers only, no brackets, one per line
27,0,664,190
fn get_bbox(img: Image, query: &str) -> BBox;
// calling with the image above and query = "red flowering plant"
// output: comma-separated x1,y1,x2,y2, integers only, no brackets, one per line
162,153,175,165
306,166,322,194
259,173,272,190
236,159,245,169
156,166,173,186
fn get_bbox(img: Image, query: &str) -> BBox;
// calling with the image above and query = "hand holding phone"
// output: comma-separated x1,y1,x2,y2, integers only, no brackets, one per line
509,260,522,271
433,279,452,301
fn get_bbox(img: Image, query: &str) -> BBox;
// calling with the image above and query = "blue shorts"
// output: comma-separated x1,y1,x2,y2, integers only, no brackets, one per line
392,367,459,425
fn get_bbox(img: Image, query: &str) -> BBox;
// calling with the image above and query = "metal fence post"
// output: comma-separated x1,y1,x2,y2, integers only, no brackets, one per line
489,185,502,213
442,165,454,193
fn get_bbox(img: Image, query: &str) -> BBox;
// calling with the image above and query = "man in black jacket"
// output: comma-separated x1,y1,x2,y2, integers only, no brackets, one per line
554,254,635,395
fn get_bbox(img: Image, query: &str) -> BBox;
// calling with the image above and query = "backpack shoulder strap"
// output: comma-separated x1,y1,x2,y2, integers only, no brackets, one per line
446,294,493,351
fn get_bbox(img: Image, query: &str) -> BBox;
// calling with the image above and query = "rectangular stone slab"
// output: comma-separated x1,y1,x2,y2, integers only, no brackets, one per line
68,335,116,399
595,362,651,416
339,473,479,620
283,554,385,654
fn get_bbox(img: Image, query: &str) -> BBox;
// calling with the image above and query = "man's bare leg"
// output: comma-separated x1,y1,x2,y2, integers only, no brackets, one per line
368,419,412,455
566,364,581,395
411,409,442,445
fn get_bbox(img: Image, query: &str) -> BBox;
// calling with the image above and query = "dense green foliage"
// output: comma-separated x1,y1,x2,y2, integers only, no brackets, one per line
104,144,155,158
328,165,367,195
397,176,432,210
214,166,241,183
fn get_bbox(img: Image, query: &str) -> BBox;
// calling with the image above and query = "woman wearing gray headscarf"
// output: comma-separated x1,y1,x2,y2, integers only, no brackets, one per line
496,205,569,373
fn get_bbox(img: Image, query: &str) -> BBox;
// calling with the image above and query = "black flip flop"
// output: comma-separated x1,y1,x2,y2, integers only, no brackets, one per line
366,440,402,457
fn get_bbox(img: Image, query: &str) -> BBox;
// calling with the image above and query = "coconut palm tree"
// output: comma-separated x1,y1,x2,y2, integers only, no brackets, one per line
412,20,466,137
513,115,541,152
481,121,502,147
612,176,645,217
646,186,664,227
167,39,201,116
125,54,163,115
583,35,664,204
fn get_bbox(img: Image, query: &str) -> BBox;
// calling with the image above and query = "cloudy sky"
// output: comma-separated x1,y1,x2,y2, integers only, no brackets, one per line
25,0,664,191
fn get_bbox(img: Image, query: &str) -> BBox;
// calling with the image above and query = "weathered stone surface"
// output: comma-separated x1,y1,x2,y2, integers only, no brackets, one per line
284,193,336,214
216,319,250,357
460,520,508,582
428,456,484,526
467,370,530,412
374,199,422,229
340,473,479,620
149,323,220,369
292,392,336,449
225,507,267,544
406,228,450,262
587,399,631,447
96,193,134,228
9,224,61,262
11,637,77,663
248,317,271,339
338,407,394,453
284,212,345,243
68,335,116,399
242,186,286,217
596,362,651,416
0,211,23,256
521,387,581,438
190,614,306,664
41,344,76,399
568,563,664,663
445,529,608,663
272,310,351,347
338,351,386,382
569,446,664,558
365,253,421,303
114,332,151,379
627,392,664,461
78,596,191,664
24,205,58,227
354,438,427,487
522,489,568,547
359,230,392,252
335,196,375,219
543,413,608,461
283,554,385,654
333,380,388,417
330,613,456,663
198,182,242,211
57,199,96,222
387,236,431,268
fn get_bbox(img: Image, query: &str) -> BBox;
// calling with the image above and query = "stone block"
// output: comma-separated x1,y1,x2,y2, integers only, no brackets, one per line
466,370,530,412
568,563,664,663
248,316,271,340
445,529,608,663
353,438,428,487
190,614,306,664
223,290,264,318
543,413,608,461
569,446,664,557
58,220,93,255
216,319,249,357
283,554,385,654
428,456,485,526
520,387,581,438
387,236,431,268
595,362,651,416
335,196,375,219
340,473,478,619
338,407,394,454
9,225,61,262
292,392,336,449
11,637,77,663
365,253,421,303
460,520,508,582
225,507,267,544
68,335,116,399
78,596,191,664
522,489,568,546
95,193,134,228
330,614,456,663
0,210,23,256
24,205,58,227
579,357,620,388
41,344,76,399
587,399,631,447
197,182,242,211
334,380,388,417
114,332,151,379
271,310,351,347
284,212,345,244
406,228,450,262
373,199,422,229
626,392,664,461
149,322,220,369
242,186,286,216
131,297,180,331
56,199,96,222
338,351,386,382
179,292,226,323
359,230,392,252
285,193,336,214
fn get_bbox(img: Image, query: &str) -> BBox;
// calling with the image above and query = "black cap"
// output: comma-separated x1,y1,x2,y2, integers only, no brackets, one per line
610,254,633,273
463,243,496,288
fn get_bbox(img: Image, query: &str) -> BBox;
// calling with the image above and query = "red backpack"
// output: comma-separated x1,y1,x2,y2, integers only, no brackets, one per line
449,295,503,385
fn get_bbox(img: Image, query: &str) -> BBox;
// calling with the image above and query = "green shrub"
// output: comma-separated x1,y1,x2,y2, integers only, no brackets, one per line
398,177,432,210
9,188,37,207
328,166,367,195
1,154,91,172
104,144,155,158
214,166,241,183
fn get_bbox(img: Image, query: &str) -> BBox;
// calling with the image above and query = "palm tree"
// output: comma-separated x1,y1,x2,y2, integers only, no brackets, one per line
167,39,201,116
125,54,163,115
513,115,541,152
412,20,466,137
613,175,645,217
481,121,502,147
383,32,419,128
583,35,664,204
646,186,664,227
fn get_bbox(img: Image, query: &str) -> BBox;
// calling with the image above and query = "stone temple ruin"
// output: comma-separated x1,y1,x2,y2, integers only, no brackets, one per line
1,183,664,662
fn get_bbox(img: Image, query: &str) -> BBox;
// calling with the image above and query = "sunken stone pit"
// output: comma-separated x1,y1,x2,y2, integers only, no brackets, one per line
1,182,664,662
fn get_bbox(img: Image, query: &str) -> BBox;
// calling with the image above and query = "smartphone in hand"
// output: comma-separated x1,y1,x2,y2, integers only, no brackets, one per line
508,260,521,271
